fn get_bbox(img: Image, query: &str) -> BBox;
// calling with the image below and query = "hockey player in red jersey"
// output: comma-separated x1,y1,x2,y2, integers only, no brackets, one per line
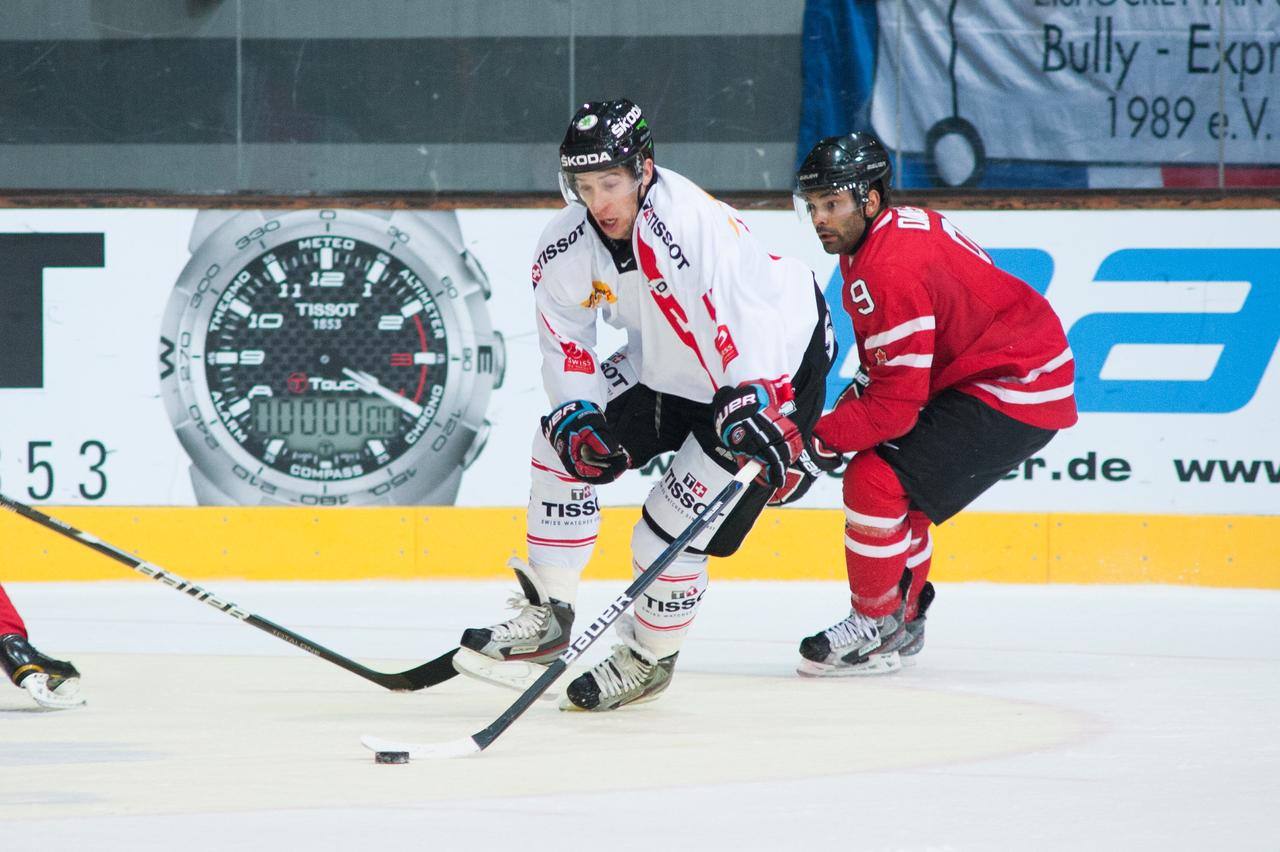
455,99,835,710
792,132,1077,676
0,583,84,708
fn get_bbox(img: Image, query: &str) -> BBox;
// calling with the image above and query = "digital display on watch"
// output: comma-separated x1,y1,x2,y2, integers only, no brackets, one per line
250,397,402,454
203,235,450,481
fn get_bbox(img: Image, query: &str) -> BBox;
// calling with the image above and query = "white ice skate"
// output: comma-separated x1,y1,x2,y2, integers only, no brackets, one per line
560,615,677,711
796,607,907,677
454,558,573,694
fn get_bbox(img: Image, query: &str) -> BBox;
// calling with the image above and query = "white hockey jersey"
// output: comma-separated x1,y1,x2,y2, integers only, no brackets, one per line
532,167,820,407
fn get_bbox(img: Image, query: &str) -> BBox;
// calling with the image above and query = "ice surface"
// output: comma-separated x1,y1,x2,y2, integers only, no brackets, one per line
2,580,1278,851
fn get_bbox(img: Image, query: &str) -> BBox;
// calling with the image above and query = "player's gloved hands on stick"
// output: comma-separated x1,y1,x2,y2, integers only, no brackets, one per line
542,400,630,484
712,380,804,488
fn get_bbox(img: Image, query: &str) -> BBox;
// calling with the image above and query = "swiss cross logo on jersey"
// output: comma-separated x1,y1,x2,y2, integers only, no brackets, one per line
559,340,595,374
682,472,707,498
714,324,739,369
531,262,542,286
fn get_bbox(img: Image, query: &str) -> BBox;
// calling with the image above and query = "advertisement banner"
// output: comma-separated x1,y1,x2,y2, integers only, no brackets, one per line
0,207,1276,515
801,0,1280,187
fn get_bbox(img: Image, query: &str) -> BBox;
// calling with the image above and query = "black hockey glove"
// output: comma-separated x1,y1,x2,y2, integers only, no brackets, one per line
832,367,871,408
767,434,846,506
712,380,803,489
542,400,630,485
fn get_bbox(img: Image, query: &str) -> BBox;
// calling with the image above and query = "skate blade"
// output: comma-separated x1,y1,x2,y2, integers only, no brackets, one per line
452,646,556,699
22,673,86,709
795,651,902,678
558,689,665,712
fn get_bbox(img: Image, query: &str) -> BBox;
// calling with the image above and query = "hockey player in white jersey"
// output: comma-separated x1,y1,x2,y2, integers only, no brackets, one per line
455,99,836,711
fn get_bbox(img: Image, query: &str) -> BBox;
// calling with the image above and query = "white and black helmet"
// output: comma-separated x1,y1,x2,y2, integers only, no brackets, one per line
558,99,654,204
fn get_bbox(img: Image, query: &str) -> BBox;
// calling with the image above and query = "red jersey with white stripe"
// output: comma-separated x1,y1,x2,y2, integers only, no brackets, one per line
813,205,1077,454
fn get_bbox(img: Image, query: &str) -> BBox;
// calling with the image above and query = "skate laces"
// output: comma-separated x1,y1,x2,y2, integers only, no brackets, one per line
488,595,550,641
824,610,879,648
591,645,654,698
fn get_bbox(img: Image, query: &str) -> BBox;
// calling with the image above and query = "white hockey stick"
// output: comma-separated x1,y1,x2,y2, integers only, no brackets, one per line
361,460,762,760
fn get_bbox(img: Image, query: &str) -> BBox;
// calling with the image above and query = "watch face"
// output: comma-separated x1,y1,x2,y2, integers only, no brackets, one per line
206,236,448,482
161,210,501,505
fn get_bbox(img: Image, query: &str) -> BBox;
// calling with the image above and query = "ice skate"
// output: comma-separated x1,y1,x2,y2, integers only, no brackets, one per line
796,606,908,677
1,633,85,709
454,558,574,692
561,645,677,712
561,616,676,711
899,581,935,666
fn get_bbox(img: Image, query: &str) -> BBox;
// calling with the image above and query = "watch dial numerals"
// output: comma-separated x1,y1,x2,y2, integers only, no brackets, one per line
203,235,451,483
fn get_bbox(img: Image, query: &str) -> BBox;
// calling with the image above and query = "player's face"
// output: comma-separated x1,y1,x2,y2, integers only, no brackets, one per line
574,160,654,240
804,188,866,255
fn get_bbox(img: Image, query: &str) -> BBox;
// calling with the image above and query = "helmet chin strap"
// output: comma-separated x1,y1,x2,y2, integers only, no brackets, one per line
634,163,655,220
847,188,883,255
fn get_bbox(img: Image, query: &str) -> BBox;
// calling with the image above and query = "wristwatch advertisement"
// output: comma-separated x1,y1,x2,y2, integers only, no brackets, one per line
1,207,1275,517
159,209,504,506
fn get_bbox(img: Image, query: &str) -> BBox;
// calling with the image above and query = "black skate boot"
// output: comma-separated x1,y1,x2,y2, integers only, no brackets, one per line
1,633,84,709
899,581,935,664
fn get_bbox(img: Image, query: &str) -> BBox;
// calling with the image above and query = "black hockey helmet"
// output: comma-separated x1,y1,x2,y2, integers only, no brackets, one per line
794,132,892,209
559,99,654,204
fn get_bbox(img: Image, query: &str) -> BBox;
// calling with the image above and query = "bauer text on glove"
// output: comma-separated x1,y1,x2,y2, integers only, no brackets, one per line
712,380,803,488
542,400,630,484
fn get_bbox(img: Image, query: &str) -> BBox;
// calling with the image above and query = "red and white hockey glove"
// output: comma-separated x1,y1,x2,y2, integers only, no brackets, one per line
712,380,803,489
542,400,630,484
767,434,845,506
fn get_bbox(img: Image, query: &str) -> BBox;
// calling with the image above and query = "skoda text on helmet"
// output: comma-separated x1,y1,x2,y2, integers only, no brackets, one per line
793,132,892,215
559,99,655,206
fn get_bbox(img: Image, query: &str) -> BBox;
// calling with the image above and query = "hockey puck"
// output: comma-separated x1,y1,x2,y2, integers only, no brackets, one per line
374,751,410,765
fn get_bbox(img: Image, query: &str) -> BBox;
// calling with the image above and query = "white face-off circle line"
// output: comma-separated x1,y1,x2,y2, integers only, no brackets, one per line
0,653,1089,816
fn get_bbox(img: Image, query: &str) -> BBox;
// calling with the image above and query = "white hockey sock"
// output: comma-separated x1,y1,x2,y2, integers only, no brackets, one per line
526,437,600,607
629,520,708,659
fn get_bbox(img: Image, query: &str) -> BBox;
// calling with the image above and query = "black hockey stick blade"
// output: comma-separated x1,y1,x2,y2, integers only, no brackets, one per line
0,492,460,692
360,460,762,759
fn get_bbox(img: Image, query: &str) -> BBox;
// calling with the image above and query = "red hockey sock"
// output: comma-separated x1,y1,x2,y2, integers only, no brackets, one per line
842,452,911,618
903,511,933,621
0,585,30,638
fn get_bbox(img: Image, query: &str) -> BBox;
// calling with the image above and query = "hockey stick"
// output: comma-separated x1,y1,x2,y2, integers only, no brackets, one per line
361,460,762,759
0,493,458,692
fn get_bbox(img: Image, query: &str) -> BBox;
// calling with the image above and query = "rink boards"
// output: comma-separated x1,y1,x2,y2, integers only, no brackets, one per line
2,505,1275,588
